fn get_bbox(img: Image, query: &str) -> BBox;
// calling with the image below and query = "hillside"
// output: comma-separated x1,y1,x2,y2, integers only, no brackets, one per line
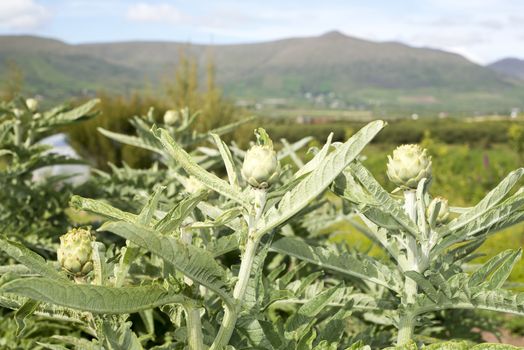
1,32,523,113
0,36,142,101
488,58,524,80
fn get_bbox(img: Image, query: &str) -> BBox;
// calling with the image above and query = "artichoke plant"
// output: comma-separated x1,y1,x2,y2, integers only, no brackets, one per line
0,113,523,350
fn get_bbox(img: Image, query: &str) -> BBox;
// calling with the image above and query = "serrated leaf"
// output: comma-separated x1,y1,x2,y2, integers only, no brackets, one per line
271,237,398,291
257,120,385,238
197,201,243,231
190,116,256,145
404,271,442,303
98,121,162,153
92,241,108,286
0,278,191,314
445,168,524,233
154,127,249,207
298,285,343,317
101,221,233,307
0,236,67,281
208,234,240,257
102,321,143,350
155,191,208,234
469,250,515,287
486,248,522,289
138,186,165,225
444,239,486,264
280,138,305,168
259,319,285,348
435,192,524,254
294,133,333,179
14,299,40,336
211,133,241,188
34,99,99,131
348,162,420,238
70,195,136,223
279,136,313,162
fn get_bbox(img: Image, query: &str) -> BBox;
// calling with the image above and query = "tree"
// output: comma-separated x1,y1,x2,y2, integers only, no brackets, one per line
508,123,524,161
1,59,25,101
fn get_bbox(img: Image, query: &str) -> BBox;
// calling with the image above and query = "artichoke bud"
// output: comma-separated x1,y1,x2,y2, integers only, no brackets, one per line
163,110,179,125
26,98,39,112
242,128,279,189
427,197,450,225
386,144,432,189
57,228,94,276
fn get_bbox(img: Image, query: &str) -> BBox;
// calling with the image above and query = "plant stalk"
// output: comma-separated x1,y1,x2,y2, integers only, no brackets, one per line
186,306,204,350
397,189,419,345
397,313,415,345
211,235,259,350
210,188,266,350
13,120,23,146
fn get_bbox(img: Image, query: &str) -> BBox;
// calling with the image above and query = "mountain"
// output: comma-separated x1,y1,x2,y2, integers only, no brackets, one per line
488,58,524,80
1,32,523,113
0,36,142,101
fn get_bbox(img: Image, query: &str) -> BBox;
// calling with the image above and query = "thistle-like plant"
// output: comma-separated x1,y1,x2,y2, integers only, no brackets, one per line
1,119,522,349
0,120,385,349
276,143,524,346
0,97,99,236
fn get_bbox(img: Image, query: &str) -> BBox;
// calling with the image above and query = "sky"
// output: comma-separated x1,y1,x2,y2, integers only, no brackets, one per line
0,0,523,64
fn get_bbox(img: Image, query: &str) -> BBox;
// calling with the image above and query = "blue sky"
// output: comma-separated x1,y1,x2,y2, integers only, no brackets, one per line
1,0,523,64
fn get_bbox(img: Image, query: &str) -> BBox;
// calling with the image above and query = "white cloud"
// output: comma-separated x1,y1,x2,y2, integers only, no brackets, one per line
0,0,50,30
126,2,187,23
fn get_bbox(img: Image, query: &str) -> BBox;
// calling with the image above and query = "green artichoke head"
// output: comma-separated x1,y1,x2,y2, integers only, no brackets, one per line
242,128,279,189
427,196,450,225
26,98,39,112
386,144,432,189
163,110,179,125
57,228,94,276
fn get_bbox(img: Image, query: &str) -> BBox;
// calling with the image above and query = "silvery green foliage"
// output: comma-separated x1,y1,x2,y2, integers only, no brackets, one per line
0,116,521,349
85,107,255,213
326,156,524,344
0,120,386,349
0,97,99,236
97,106,254,164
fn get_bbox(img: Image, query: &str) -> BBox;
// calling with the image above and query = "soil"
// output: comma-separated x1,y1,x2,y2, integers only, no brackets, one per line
482,329,524,347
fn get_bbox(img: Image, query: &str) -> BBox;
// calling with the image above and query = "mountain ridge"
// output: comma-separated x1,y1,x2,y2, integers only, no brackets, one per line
488,57,524,80
1,32,523,113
